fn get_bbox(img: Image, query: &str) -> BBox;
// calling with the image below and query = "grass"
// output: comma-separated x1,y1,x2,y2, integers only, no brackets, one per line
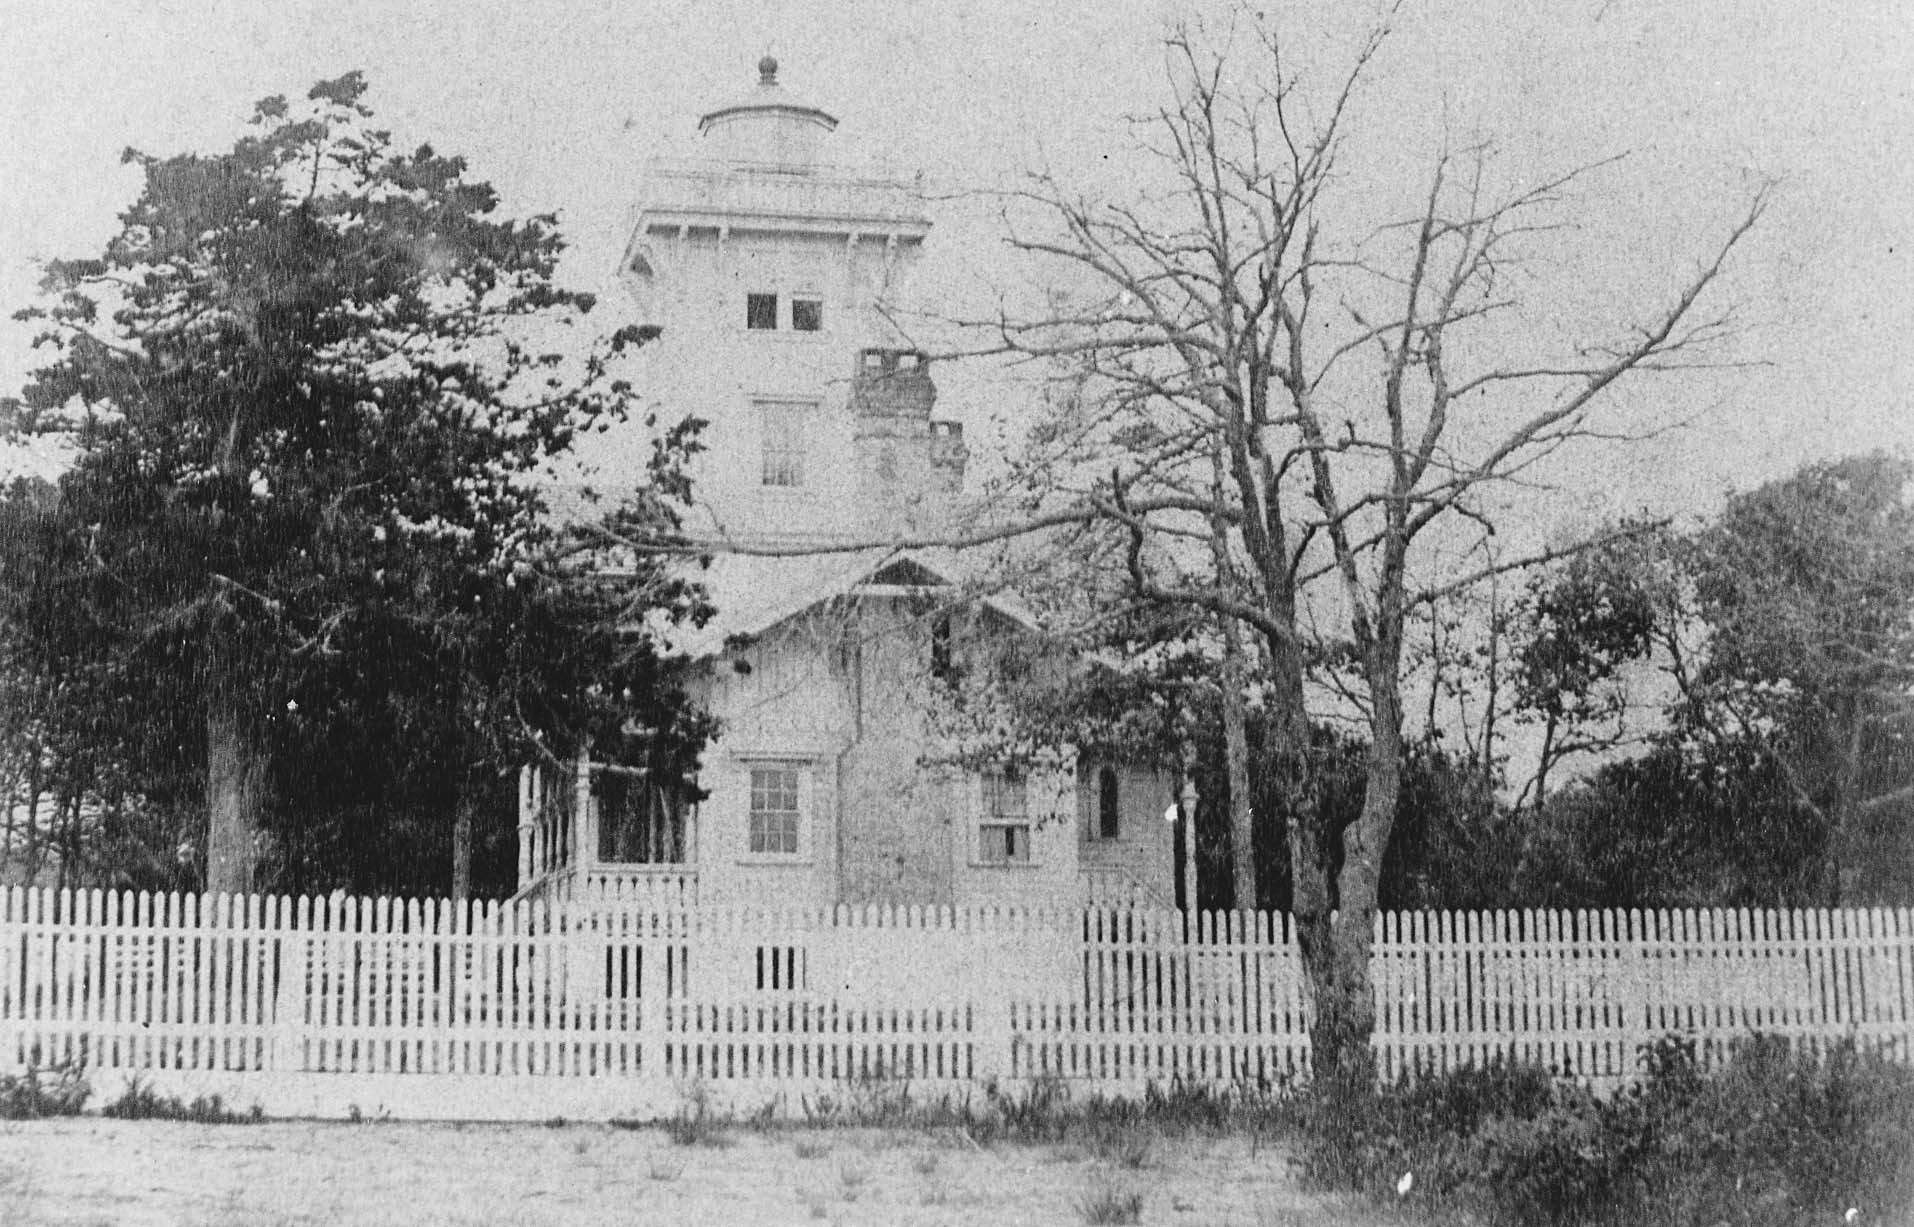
1077,1177,1145,1225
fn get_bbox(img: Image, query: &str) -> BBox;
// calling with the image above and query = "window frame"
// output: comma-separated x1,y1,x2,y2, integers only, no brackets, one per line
790,294,824,332
746,292,779,331
1097,765,1121,840
745,761,805,859
756,398,814,489
978,767,1033,867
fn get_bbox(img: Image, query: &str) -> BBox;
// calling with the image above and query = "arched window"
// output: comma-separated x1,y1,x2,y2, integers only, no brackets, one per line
1098,765,1120,840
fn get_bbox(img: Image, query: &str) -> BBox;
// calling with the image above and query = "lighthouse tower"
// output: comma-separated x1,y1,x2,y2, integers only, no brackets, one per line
617,57,967,544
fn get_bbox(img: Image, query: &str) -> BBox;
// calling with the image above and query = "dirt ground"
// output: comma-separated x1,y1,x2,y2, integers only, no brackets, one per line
0,1118,1404,1226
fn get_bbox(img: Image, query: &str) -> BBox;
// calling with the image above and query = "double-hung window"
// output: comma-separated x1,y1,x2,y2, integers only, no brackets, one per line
979,768,1031,865
748,764,803,856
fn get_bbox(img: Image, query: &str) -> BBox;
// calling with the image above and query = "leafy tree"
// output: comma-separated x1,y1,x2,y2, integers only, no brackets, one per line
1513,742,1827,908
1674,452,1914,902
1507,522,1665,812
4,74,707,896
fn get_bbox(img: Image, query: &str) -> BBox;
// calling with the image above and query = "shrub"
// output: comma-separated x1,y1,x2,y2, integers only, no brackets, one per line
1294,1035,1914,1227
0,1063,89,1119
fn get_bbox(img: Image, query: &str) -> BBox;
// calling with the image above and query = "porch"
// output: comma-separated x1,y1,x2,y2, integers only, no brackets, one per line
515,760,698,908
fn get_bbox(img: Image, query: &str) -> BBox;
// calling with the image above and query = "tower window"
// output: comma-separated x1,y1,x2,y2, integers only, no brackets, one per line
1098,765,1120,839
759,400,812,488
791,297,823,332
746,293,778,330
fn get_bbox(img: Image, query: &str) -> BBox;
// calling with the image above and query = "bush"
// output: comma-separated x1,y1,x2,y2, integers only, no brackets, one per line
0,1063,90,1119
1291,1053,1559,1199
1294,1036,1914,1227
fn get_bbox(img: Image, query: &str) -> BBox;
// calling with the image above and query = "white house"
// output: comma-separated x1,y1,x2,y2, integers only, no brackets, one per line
515,58,1173,912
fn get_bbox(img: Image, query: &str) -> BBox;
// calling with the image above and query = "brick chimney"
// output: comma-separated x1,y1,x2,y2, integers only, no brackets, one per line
851,349,966,533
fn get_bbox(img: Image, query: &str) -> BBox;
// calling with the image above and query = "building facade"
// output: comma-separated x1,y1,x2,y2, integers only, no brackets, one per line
516,59,1173,911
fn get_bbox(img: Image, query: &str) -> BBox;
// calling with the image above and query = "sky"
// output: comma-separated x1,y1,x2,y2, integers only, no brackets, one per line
2,0,1911,524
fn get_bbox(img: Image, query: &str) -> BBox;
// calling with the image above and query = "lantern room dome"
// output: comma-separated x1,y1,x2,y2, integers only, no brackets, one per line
697,57,838,171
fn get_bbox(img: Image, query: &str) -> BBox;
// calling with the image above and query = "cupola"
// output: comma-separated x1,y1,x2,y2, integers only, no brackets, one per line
696,57,838,172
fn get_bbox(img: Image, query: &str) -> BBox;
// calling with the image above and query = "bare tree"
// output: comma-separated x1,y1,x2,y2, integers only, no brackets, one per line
974,18,1765,1080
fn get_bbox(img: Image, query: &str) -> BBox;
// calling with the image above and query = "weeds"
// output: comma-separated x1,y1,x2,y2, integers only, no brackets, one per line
793,1136,832,1160
666,1081,729,1147
1077,1177,1144,1225
102,1077,261,1124
646,1156,684,1182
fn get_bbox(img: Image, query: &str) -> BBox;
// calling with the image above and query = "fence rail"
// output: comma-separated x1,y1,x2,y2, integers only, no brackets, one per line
2,887,1909,1119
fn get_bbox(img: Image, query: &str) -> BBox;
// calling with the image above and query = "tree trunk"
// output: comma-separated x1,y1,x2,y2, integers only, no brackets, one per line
451,793,475,903
205,627,269,895
1317,665,1403,1086
1220,620,1257,912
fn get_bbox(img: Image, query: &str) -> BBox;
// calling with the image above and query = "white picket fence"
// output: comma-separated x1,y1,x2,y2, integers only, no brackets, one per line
1,887,1909,1120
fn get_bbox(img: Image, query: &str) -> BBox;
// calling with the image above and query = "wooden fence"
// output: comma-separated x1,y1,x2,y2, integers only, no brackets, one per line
1,887,1909,1120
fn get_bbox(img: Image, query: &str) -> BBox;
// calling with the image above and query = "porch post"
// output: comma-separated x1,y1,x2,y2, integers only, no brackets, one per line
1179,775,1199,917
573,756,594,879
516,766,534,891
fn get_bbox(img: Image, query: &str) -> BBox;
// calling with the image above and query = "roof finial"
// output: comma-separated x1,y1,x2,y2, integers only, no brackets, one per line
758,54,779,85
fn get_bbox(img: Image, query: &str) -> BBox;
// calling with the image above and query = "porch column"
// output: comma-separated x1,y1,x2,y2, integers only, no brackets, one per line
1179,774,1199,917
573,757,594,877
516,766,535,890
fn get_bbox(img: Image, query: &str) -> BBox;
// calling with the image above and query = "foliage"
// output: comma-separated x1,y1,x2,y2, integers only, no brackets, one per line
1294,1036,1914,1227
1674,451,1914,902
102,1076,263,1124
1507,524,1666,808
1508,451,1914,908
0,72,711,894
1513,743,1827,908
0,1063,89,1119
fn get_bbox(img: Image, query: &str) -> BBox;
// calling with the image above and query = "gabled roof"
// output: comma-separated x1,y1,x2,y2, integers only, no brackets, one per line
672,545,1040,659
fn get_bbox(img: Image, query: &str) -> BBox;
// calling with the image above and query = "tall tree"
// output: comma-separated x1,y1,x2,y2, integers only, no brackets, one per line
1674,452,1914,902
5,74,704,895
981,19,1763,1079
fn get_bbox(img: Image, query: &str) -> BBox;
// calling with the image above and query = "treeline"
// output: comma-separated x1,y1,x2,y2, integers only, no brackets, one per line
1180,451,1914,912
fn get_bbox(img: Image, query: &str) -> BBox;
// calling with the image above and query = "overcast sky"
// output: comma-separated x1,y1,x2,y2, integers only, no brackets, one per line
3,0,1910,521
